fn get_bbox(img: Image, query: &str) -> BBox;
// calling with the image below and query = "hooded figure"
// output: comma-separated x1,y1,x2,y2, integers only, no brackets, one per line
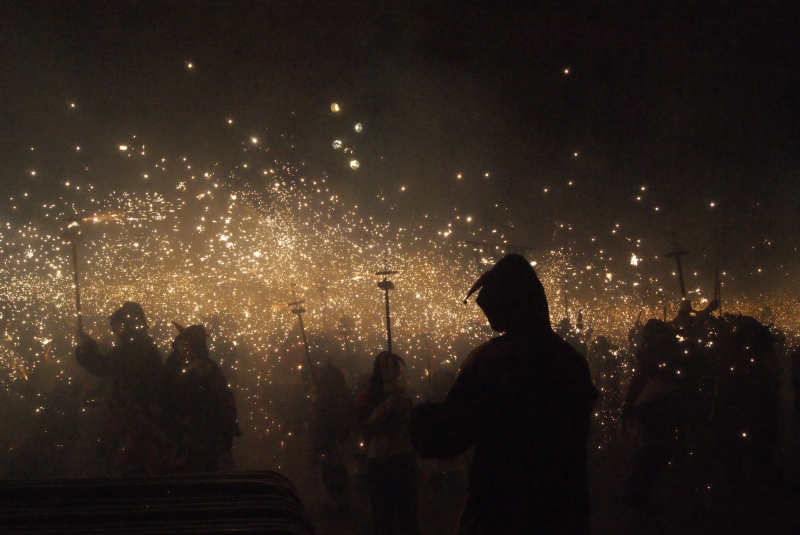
410,254,598,535
75,302,163,475
157,323,241,473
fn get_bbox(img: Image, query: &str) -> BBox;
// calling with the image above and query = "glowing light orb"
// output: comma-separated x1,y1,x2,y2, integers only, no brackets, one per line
119,145,129,151
354,123,362,133
330,103,340,113
350,160,360,170
332,140,342,150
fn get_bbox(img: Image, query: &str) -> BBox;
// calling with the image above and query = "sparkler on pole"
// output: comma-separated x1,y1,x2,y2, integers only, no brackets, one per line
288,283,313,372
665,233,689,302
376,262,399,353
317,279,329,355
60,219,85,332
714,249,722,316
337,313,356,385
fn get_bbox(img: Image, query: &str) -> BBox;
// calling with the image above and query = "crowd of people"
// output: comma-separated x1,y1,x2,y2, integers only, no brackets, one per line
1,254,798,534
75,302,242,475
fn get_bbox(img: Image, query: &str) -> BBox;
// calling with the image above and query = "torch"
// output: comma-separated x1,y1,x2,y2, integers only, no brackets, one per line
60,221,84,332
376,265,399,353
288,283,313,372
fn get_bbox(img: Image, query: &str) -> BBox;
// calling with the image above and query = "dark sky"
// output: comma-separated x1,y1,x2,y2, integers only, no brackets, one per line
2,1,799,295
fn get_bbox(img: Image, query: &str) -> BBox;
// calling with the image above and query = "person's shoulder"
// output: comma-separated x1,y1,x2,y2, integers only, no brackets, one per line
199,356,223,375
548,332,598,398
549,332,583,357
356,388,374,407
459,336,504,374
546,332,592,372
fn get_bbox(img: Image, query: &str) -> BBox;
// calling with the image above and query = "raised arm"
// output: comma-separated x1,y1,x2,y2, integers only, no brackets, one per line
75,332,112,377
409,348,484,460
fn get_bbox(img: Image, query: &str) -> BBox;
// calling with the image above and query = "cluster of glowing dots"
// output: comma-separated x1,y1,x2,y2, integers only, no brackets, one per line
2,130,794,461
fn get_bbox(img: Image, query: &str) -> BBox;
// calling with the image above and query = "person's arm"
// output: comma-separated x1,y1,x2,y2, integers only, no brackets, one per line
409,347,485,460
75,332,111,377
364,392,409,427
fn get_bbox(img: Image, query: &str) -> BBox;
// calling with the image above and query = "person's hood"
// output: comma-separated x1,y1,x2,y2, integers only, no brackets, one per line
465,254,551,330
172,322,210,359
109,302,148,332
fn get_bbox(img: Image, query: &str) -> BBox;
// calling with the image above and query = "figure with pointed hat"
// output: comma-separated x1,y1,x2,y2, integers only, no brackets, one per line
410,254,598,535
75,302,164,475
156,322,242,473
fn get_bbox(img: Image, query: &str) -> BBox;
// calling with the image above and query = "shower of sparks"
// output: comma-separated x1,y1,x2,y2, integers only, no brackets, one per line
2,127,798,468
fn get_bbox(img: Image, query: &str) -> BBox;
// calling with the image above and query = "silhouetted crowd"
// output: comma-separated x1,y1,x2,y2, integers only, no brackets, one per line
2,254,799,535
75,303,241,475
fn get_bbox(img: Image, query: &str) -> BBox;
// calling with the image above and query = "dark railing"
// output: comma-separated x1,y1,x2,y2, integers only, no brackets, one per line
0,470,315,534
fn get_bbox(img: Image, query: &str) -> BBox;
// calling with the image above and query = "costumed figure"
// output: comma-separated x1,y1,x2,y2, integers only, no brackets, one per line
75,302,163,475
621,318,688,510
157,323,241,473
410,254,598,535
709,314,779,482
310,360,356,515
357,351,419,535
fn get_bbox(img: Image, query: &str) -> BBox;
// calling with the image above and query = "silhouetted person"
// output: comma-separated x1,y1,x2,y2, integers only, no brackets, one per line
75,302,163,475
621,318,684,511
410,254,598,535
709,314,778,482
357,351,419,535
310,360,356,515
157,323,241,473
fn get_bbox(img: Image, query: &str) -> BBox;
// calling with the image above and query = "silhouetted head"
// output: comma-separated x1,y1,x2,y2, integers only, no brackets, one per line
109,302,149,338
312,361,349,400
465,254,551,333
172,323,210,361
638,319,678,370
370,351,405,394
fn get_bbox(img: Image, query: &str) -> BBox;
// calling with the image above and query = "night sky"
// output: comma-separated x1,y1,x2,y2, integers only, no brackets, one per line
2,1,799,298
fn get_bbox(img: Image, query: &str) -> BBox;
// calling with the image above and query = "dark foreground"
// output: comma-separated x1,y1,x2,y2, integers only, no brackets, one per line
267,431,800,535
1,438,797,534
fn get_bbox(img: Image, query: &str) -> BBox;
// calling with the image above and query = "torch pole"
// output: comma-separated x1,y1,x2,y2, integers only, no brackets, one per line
70,240,83,332
384,284,392,353
376,268,398,354
288,284,313,374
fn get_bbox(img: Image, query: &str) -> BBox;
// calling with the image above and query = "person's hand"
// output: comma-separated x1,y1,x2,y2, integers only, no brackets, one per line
77,328,91,344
